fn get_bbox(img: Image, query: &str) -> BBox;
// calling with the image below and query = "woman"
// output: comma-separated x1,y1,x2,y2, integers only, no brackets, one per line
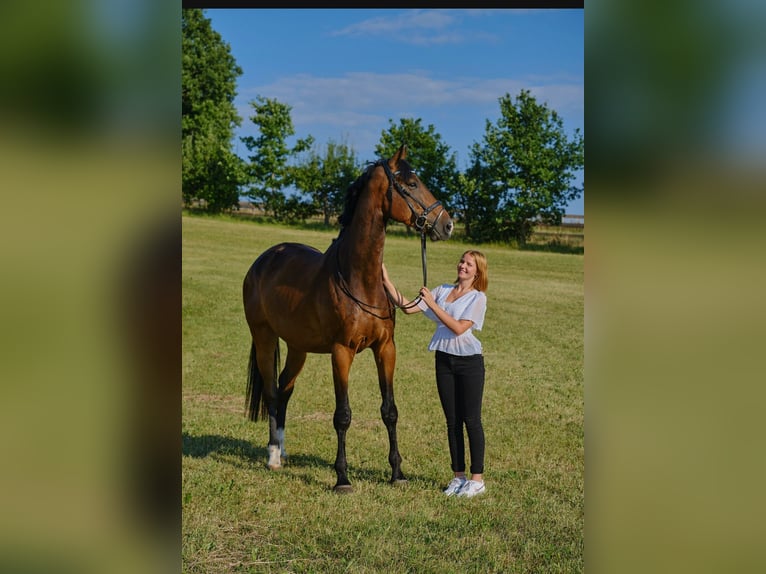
382,250,488,498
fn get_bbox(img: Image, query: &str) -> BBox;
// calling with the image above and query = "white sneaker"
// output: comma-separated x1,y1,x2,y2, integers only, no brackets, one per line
443,476,467,496
456,479,486,498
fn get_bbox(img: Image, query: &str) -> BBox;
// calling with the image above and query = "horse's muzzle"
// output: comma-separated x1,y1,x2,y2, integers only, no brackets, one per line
429,215,453,241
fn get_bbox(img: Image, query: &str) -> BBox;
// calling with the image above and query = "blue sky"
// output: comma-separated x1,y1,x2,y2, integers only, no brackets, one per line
206,8,584,215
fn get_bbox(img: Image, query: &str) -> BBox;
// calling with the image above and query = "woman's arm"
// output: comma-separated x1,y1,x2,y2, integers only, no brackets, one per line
381,264,422,314
418,287,474,335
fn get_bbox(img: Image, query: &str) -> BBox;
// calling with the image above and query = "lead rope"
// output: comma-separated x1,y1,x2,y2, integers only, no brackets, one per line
385,230,428,312
421,230,427,286
337,234,427,318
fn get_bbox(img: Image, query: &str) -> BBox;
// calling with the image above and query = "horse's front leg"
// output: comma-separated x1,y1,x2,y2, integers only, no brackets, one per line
374,339,406,485
331,345,354,493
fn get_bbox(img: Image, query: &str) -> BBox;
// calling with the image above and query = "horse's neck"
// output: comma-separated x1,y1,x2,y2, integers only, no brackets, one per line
336,207,386,288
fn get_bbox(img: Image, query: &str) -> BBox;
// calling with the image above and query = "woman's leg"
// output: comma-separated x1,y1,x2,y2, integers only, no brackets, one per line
435,351,465,474
455,354,485,476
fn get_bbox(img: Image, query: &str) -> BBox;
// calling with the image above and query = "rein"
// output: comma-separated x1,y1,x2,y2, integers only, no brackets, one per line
337,159,436,315
336,260,395,320
337,235,427,315
383,231,427,312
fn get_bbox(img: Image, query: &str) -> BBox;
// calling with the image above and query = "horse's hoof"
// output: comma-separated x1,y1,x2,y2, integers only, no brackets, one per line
391,478,409,487
267,445,282,470
333,484,354,494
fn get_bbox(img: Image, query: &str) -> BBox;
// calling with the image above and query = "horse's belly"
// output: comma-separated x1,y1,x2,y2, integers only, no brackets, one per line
266,302,384,355
245,241,391,355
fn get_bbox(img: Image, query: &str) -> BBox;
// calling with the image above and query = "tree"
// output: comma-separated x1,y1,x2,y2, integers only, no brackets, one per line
375,118,460,214
292,140,361,226
466,90,584,245
241,95,314,218
182,9,244,212
452,172,484,240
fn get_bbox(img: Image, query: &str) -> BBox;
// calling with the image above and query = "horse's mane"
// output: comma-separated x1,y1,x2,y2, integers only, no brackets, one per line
338,158,414,228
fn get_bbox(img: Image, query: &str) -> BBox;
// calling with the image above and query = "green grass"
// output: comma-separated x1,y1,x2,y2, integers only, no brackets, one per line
182,214,583,573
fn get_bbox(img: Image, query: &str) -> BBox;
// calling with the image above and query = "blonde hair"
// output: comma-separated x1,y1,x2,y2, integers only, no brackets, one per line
456,250,488,292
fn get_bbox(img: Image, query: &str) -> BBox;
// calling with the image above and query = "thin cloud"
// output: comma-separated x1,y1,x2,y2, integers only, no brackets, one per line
240,72,582,117
331,10,456,37
328,9,501,46
405,33,467,46
240,73,456,111
329,10,513,45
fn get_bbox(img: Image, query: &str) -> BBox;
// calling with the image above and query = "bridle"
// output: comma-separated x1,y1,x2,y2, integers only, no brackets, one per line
378,159,441,308
336,159,446,315
378,159,446,241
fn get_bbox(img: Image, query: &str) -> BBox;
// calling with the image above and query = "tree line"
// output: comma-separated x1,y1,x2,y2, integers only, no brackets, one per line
182,9,583,245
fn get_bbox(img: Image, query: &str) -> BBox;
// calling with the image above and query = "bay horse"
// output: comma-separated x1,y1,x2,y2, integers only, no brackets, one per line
243,145,453,492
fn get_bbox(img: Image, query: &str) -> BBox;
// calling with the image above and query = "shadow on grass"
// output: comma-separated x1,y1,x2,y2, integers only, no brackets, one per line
182,431,265,460
182,431,428,489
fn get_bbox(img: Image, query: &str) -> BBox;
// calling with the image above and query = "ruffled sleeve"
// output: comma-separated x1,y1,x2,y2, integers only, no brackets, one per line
460,291,487,331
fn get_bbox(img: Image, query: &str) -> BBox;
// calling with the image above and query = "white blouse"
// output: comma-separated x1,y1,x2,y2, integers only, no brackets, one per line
417,284,487,356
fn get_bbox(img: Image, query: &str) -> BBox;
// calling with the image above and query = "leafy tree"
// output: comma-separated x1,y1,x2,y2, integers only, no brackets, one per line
466,90,584,245
452,172,484,240
241,95,314,218
375,118,460,213
292,140,361,226
265,193,316,224
182,9,244,212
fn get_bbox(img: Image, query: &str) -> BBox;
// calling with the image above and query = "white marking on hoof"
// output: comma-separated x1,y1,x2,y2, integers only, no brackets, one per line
267,445,282,470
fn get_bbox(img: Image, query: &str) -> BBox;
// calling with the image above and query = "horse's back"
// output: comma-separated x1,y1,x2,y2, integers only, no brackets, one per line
249,242,322,272
244,242,323,294
243,242,329,344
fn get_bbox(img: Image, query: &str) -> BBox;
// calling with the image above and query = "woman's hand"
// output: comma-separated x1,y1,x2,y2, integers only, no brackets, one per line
419,286,434,307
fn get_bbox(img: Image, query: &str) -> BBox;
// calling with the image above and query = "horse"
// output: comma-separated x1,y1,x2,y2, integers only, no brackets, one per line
242,144,453,492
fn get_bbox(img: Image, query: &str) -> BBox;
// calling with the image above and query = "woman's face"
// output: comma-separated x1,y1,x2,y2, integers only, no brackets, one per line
457,253,477,283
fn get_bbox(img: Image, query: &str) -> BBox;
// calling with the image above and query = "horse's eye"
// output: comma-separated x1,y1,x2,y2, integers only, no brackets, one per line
408,181,418,189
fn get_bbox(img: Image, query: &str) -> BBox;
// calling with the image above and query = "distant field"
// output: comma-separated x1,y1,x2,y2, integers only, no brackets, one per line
182,214,583,573
218,207,585,253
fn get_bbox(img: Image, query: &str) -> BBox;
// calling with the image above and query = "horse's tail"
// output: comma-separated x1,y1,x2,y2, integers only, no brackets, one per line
245,341,278,422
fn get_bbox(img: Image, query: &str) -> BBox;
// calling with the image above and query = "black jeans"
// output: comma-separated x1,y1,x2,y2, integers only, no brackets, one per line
434,350,485,475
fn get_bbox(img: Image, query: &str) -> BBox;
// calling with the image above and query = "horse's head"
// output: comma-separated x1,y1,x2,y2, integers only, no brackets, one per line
380,145,453,241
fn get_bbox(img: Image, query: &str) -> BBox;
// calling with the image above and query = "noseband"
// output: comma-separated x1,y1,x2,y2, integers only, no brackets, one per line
377,160,446,237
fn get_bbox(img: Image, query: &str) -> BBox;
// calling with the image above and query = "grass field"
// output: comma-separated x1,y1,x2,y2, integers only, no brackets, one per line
182,214,583,573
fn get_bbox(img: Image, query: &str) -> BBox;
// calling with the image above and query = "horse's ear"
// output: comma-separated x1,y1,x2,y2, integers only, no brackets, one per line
389,144,407,167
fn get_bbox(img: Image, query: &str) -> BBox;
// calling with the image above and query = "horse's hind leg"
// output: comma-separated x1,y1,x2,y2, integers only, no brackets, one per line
274,347,307,462
374,339,406,484
250,332,283,470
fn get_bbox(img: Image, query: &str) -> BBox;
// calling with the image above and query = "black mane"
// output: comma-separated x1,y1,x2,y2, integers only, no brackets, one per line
338,158,414,228
338,162,373,228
